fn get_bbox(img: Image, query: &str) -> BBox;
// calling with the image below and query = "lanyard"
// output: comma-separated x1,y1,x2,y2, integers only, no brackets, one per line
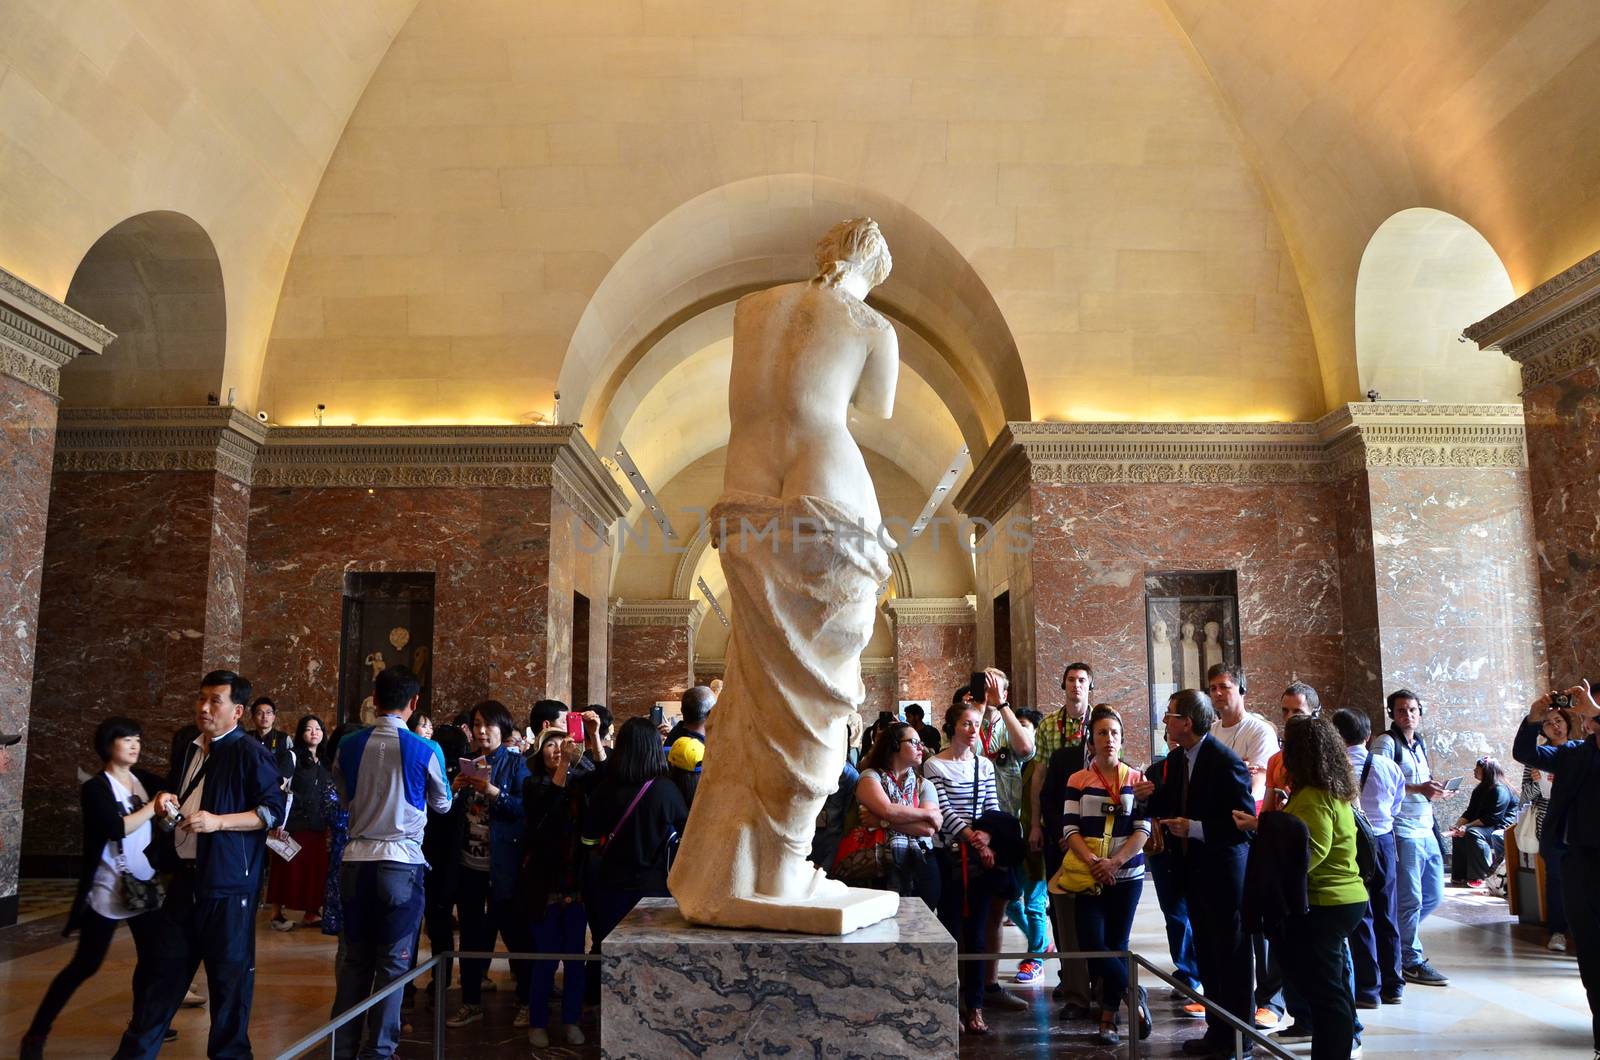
1090,761,1124,808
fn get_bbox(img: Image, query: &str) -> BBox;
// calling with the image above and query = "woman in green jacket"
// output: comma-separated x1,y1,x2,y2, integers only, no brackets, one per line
1276,716,1368,1060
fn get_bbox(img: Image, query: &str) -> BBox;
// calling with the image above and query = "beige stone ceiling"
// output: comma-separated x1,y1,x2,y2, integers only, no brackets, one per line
5,0,1600,435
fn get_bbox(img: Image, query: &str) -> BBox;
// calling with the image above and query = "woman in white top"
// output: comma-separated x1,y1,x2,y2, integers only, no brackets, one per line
21,716,169,1058
854,721,943,906
924,701,1003,1035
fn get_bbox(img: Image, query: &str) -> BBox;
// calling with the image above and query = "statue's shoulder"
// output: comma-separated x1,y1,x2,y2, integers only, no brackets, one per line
845,295,892,334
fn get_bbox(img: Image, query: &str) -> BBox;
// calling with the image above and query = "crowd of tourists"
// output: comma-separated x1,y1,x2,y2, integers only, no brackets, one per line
15,658,1597,1060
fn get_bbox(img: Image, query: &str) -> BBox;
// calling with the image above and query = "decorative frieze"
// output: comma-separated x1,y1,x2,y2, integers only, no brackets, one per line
859,656,897,677
885,596,977,627
54,407,266,484
609,598,708,628
1464,248,1600,389
957,408,1528,522
0,266,114,397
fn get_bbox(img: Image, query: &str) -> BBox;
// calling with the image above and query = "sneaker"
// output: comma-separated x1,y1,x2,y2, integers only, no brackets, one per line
563,1024,585,1045
445,1004,483,1028
983,984,1028,1011
1403,960,1450,986
513,1004,529,1028
182,989,207,1008
1355,997,1379,1009
1014,959,1043,984
527,1027,549,1047
1181,1001,1207,1019
1275,1022,1313,1043
1550,933,1569,953
1253,1007,1279,1029
1096,1021,1122,1045
1467,879,1485,888
270,915,294,932
1351,1040,1363,1059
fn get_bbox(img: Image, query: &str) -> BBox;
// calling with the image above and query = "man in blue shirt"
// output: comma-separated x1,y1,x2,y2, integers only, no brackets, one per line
330,665,451,1060
115,670,286,1060
1334,708,1408,1007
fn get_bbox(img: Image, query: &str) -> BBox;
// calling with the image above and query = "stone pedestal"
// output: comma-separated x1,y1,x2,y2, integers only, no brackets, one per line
601,897,957,1059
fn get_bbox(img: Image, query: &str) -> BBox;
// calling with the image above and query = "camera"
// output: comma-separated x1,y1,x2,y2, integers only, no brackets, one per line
1552,690,1572,710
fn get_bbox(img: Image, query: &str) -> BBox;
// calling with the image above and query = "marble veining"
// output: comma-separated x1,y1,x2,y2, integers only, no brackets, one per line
608,623,692,721
602,898,957,1058
895,622,974,722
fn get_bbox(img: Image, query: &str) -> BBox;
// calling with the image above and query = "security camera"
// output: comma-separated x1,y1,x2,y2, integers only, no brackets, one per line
256,410,270,423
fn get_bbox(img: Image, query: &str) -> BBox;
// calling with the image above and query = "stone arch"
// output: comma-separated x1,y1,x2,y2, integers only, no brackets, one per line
60,212,226,407
562,174,1028,463
1355,208,1518,403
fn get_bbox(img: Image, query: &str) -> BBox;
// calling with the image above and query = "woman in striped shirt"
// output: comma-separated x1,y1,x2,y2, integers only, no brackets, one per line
924,701,1002,1035
1061,706,1152,1045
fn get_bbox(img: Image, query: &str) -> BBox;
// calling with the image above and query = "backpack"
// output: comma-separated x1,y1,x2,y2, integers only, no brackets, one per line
1352,754,1379,888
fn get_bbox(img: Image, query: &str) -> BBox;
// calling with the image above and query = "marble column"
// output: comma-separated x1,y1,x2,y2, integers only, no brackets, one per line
1466,252,1600,683
609,599,706,721
885,596,976,727
0,267,112,925
860,656,898,719
26,409,263,871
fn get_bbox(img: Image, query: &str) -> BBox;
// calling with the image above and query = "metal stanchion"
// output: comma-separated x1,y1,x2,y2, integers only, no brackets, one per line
1126,955,1141,1060
433,960,447,1060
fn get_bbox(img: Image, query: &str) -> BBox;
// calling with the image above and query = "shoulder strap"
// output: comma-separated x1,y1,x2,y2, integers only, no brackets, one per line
178,750,210,805
1359,752,1374,792
605,779,655,846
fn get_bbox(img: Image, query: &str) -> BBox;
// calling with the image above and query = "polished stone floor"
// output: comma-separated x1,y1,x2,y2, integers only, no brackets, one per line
0,880,1590,1057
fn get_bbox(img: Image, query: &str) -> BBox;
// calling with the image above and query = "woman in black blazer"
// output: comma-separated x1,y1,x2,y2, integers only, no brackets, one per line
20,717,170,1059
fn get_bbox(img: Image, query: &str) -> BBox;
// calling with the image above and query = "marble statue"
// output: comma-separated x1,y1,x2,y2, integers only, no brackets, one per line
1203,620,1223,673
1180,621,1201,689
1150,618,1174,686
669,218,900,935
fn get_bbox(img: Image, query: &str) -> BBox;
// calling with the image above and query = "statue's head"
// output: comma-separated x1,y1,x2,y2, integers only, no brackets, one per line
814,217,892,289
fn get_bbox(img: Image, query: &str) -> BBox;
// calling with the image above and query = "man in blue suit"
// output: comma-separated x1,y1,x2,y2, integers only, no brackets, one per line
1140,689,1257,1058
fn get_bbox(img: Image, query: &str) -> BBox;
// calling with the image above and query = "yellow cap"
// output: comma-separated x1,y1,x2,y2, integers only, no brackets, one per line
668,736,704,772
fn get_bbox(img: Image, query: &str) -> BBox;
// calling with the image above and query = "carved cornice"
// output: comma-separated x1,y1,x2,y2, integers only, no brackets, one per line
860,656,896,677
0,266,114,397
956,408,1527,519
885,596,978,626
609,598,707,628
54,407,265,484
1463,250,1600,389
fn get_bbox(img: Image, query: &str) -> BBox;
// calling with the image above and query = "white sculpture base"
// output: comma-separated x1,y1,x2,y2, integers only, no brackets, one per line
700,883,900,936
602,897,958,1059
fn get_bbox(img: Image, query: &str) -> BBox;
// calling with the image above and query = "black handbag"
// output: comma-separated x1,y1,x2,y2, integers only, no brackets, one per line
115,797,165,915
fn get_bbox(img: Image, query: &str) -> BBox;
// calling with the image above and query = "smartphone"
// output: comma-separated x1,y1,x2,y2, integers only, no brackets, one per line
650,704,665,727
1442,776,1464,793
566,712,585,741
968,671,988,704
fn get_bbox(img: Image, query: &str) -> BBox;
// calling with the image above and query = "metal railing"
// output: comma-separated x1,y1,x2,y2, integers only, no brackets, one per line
280,946,1296,1059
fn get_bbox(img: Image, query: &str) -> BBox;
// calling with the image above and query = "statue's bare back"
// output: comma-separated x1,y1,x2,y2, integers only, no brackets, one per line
725,280,897,524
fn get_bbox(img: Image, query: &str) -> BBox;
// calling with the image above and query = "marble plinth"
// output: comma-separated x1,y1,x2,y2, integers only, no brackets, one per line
602,897,957,1059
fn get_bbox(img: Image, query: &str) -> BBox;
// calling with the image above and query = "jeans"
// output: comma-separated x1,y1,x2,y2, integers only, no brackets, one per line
1147,850,1201,990
1395,828,1444,967
1073,877,1143,1013
457,867,531,1005
1351,829,1403,1000
527,901,587,1028
1279,903,1366,1060
330,861,426,1060
114,871,258,1060
28,907,160,1040
1005,869,1050,955
1253,931,1285,1015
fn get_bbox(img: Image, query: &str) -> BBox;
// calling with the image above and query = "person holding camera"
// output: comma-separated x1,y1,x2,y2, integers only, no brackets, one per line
972,668,1033,1009
115,670,287,1060
1520,704,1581,952
20,717,169,1060
1370,689,1450,988
520,717,605,1047
1513,680,1600,1058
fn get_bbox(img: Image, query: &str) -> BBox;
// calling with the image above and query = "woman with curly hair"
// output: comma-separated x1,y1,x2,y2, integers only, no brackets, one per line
1240,715,1367,1060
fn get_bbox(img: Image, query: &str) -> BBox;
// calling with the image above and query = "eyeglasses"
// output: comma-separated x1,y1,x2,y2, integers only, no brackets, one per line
900,738,923,747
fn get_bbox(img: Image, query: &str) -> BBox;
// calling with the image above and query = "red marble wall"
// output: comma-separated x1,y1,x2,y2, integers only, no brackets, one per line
894,622,976,727
242,486,556,729
0,376,60,917
1365,467,1547,823
1028,482,1345,760
25,470,239,863
609,622,692,721
863,667,898,719
1524,366,1600,683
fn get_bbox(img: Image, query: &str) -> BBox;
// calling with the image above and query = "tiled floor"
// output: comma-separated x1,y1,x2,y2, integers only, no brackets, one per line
0,880,1591,1057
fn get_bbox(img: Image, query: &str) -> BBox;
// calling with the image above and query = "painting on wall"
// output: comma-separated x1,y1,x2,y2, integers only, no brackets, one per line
338,572,436,726
1144,570,1240,758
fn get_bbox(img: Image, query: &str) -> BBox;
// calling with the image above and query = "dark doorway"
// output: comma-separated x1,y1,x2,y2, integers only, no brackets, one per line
572,591,591,709
338,572,436,727
993,589,1012,676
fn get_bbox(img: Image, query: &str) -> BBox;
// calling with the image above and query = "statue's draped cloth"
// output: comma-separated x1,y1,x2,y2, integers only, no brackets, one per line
669,489,891,911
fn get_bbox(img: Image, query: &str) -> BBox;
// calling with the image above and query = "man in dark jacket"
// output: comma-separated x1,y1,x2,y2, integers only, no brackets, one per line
1140,689,1257,1058
115,670,286,1060
1514,682,1600,1057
